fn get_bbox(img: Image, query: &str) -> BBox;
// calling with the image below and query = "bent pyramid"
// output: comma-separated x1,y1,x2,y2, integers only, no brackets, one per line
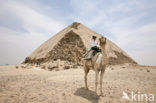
24,22,137,65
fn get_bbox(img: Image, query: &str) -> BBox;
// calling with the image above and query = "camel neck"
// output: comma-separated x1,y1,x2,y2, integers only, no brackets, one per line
100,44,107,65
101,45,106,55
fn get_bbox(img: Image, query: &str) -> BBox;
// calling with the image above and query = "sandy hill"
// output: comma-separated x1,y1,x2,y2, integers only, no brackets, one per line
24,22,137,65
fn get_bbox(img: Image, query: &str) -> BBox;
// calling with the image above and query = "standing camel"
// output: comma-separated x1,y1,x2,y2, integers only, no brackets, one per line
84,36,108,96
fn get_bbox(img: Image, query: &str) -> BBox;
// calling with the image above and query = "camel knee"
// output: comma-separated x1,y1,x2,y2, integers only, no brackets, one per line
84,76,87,80
84,74,88,80
100,82,102,85
95,81,98,85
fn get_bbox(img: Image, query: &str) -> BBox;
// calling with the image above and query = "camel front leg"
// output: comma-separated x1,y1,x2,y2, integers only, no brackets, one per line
95,71,99,94
100,70,105,96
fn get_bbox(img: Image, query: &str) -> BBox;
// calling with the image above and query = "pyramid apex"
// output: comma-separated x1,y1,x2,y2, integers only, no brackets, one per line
72,21,81,24
70,22,81,29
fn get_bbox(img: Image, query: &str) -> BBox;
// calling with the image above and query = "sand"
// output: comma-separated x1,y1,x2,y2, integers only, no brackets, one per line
0,64,155,103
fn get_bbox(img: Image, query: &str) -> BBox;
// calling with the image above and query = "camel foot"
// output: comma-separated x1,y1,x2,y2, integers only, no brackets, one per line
93,93,99,99
85,87,89,90
100,93,104,97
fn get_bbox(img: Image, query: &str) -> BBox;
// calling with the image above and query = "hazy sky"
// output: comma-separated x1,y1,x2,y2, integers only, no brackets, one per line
0,0,156,65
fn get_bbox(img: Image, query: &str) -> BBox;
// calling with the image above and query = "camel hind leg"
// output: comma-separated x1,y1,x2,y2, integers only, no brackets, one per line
100,66,106,96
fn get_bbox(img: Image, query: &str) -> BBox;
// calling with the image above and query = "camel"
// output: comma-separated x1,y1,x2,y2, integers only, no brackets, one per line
84,36,108,96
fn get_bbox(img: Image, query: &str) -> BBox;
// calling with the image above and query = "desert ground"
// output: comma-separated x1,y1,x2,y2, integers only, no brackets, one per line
0,64,155,103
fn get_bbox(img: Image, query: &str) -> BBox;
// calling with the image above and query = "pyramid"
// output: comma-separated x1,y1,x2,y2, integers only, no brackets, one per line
24,22,137,65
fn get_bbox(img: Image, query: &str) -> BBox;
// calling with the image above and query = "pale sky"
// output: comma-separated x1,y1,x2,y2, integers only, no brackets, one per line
0,0,156,66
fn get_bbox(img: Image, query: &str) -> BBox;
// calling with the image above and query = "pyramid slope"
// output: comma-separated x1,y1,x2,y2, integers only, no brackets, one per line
25,22,137,65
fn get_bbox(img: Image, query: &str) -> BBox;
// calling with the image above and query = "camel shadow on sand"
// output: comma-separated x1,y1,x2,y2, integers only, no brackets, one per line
74,87,99,103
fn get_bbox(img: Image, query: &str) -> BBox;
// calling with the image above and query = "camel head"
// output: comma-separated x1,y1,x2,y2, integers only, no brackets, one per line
99,36,107,46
